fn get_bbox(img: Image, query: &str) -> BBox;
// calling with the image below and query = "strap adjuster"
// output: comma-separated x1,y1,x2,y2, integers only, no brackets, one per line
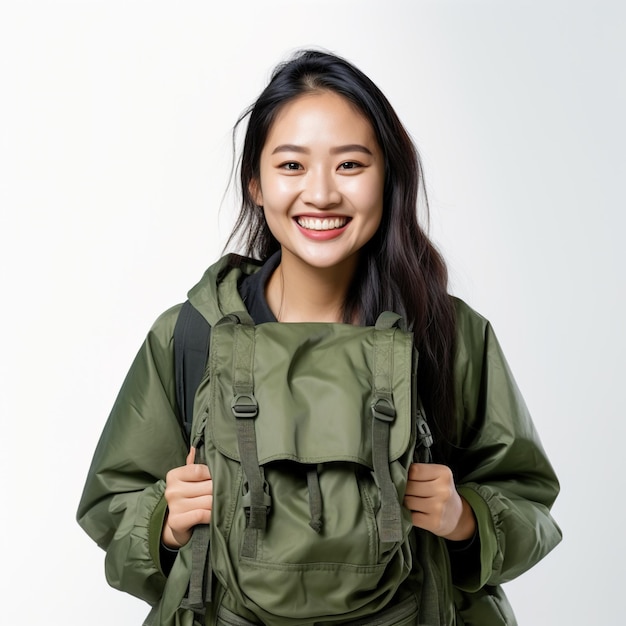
372,397,396,423
232,393,258,418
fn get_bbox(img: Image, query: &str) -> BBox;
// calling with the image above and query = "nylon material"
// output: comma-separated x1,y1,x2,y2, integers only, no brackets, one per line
249,466,377,565
185,524,211,608
357,466,414,565
216,606,259,626
410,532,455,625
453,585,517,626
237,558,408,622
305,467,323,532
374,311,404,330
187,257,258,327
206,322,413,465
232,324,255,395
216,605,260,626
372,417,402,543
210,457,243,539
454,320,540,479
206,322,237,461
202,319,419,621
389,454,413,504
209,454,416,622
373,330,394,398
340,595,418,626
235,416,265,531
147,542,196,625
471,483,560,585
211,519,252,612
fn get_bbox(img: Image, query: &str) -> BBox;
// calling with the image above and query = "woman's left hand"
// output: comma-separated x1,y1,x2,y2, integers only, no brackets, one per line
403,463,476,541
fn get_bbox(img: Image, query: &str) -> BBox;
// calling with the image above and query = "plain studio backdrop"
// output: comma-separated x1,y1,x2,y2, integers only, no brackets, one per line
1,1,623,623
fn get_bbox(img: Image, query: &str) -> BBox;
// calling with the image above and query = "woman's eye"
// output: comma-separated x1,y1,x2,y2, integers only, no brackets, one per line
281,162,302,171
339,161,361,170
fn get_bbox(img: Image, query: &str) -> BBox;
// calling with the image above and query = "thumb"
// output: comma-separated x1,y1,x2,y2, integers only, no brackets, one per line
186,446,196,465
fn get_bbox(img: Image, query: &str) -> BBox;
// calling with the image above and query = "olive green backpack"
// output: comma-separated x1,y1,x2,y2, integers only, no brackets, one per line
173,302,434,626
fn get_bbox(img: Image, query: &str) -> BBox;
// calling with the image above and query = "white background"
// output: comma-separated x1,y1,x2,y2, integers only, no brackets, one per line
1,1,624,624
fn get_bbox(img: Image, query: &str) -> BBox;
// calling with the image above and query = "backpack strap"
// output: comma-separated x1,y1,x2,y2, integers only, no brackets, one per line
173,300,211,443
181,442,213,615
228,313,271,559
374,312,434,464
372,313,404,543
173,302,212,616
174,300,212,623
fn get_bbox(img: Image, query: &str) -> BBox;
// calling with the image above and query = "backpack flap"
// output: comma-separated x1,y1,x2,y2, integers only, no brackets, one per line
208,321,413,466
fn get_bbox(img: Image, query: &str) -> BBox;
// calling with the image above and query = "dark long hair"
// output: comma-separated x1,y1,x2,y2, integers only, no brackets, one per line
226,50,457,452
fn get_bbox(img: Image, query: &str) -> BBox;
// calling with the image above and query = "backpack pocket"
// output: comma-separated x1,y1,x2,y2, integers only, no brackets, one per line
216,595,418,626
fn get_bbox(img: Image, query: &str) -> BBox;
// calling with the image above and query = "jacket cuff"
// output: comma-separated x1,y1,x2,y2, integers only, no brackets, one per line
454,485,498,591
149,492,170,576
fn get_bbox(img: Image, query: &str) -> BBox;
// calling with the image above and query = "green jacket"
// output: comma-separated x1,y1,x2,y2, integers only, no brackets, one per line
77,257,561,625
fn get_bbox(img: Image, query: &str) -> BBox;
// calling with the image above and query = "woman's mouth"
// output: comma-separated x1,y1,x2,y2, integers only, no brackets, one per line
295,216,350,231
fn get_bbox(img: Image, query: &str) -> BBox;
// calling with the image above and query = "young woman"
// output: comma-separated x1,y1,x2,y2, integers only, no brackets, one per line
78,50,561,625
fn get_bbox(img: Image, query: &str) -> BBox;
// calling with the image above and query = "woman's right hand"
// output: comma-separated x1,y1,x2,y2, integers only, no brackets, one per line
162,447,212,548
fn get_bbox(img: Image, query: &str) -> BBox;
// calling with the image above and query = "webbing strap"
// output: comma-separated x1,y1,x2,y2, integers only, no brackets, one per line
183,525,211,611
231,321,268,559
372,326,403,543
173,300,211,444
181,445,212,615
306,466,323,533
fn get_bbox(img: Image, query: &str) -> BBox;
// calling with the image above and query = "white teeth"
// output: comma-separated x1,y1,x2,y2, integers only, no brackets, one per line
296,217,348,231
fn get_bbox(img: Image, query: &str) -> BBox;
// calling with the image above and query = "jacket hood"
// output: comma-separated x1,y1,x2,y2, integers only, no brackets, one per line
187,255,263,326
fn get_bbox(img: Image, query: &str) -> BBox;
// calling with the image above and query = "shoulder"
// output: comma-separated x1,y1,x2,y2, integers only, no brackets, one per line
452,296,491,357
146,303,184,349
151,303,184,330
452,297,511,367
451,297,508,412
451,297,530,433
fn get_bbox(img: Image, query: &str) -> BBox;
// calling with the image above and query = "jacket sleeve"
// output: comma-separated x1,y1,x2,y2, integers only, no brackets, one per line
449,300,562,592
76,305,188,605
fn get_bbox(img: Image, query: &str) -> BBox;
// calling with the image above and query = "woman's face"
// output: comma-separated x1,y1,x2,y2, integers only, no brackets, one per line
252,91,385,276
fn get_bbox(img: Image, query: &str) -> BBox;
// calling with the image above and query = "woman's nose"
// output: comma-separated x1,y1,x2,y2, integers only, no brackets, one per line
302,169,341,208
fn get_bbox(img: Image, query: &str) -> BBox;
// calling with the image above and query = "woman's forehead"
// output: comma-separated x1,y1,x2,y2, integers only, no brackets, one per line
263,91,378,152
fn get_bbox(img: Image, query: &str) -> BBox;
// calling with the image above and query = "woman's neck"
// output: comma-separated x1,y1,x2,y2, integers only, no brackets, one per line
265,250,358,323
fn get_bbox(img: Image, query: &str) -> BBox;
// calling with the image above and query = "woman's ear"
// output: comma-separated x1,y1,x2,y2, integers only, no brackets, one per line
249,179,263,207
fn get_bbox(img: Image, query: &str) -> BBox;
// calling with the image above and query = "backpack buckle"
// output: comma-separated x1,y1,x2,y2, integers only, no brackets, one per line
416,411,433,449
372,397,396,423
232,393,259,419
242,478,272,512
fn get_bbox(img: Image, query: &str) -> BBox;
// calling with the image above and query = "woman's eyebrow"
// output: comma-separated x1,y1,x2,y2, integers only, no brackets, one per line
330,144,373,156
271,143,373,155
271,144,309,155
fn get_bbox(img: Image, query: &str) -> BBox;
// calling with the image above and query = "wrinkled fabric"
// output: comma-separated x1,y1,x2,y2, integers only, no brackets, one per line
77,256,561,625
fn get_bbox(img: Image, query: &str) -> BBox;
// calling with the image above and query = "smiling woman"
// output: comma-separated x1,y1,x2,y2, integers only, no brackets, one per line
252,91,385,322
77,49,561,626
